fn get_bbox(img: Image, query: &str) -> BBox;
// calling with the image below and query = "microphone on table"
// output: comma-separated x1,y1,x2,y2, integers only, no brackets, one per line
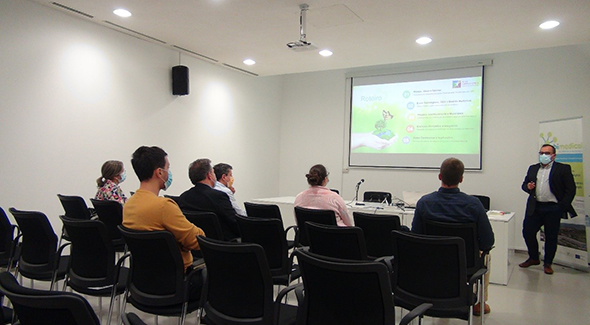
354,179,365,203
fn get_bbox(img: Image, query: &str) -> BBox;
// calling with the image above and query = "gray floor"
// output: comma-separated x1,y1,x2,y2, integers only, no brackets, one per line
17,251,590,324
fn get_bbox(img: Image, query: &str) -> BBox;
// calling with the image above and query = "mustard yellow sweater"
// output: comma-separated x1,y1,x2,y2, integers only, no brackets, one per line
123,189,205,270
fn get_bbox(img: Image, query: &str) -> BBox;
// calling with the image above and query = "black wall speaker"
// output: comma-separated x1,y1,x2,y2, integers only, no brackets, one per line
172,65,189,95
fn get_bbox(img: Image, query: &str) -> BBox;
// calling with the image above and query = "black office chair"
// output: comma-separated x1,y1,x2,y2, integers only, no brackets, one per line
472,195,490,211
0,207,20,272
293,207,336,247
60,216,128,325
363,191,392,204
423,220,491,323
9,208,69,290
236,215,300,287
0,271,100,325
391,231,484,325
118,226,202,325
197,236,299,325
243,202,296,248
330,189,340,194
306,222,368,260
183,211,224,241
57,195,93,220
353,212,401,258
90,199,126,252
293,249,431,325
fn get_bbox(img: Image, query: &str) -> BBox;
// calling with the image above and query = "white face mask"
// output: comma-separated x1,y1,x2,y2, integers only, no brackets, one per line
539,154,552,165
119,170,126,183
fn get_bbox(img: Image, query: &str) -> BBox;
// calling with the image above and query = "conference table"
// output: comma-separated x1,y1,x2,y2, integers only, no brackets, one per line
249,196,516,285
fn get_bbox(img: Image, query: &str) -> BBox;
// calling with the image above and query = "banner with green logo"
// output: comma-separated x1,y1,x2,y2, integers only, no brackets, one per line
539,117,587,270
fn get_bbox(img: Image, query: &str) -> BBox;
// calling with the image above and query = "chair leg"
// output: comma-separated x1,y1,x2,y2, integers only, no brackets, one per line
179,301,188,325
480,274,485,325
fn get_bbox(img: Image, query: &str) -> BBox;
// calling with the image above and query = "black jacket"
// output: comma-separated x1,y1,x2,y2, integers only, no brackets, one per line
179,183,240,240
521,162,577,218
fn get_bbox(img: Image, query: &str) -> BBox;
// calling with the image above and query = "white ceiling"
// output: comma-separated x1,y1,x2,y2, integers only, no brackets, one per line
30,0,590,76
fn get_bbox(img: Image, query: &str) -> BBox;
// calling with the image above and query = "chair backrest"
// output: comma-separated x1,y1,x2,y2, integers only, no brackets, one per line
9,208,58,273
164,195,181,205
293,207,336,247
0,271,100,325
197,236,274,325
391,231,469,311
294,249,395,325
244,202,282,221
422,220,482,276
90,199,124,243
61,217,116,288
235,215,289,275
330,189,340,194
363,191,392,204
353,212,401,258
57,195,92,220
117,226,187,306
306,222,368,260
183,210,224,241
0,208,16,265
472,195,490,211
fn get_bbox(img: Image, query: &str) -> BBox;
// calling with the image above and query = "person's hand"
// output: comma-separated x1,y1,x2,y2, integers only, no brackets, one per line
229,186,236,194
527,182,535,190
351,133,397,150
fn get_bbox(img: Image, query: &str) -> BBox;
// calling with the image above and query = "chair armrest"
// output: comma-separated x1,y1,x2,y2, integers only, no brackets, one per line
292,226,300,247
374,256,394,273
114,253,131,284
285,225,297,240
399,302,432,325
274,282,303,325
468,267,488,287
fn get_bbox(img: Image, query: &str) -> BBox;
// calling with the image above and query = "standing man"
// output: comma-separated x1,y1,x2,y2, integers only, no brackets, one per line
520,144,577,275
178,159,240,241
213,163,247,216
412,157,494,316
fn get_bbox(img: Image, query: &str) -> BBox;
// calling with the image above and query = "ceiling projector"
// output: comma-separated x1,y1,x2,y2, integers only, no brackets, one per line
286,3,317,52
286,40,317,52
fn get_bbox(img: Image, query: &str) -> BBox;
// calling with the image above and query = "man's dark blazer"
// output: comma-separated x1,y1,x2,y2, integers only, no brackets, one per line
178,183,240,240
521,161,577,218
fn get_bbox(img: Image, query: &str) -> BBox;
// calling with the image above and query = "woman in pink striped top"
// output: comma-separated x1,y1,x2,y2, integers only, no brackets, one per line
294,164,353,227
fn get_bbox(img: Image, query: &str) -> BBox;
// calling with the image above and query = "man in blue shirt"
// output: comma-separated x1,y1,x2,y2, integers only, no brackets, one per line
412,157,494,316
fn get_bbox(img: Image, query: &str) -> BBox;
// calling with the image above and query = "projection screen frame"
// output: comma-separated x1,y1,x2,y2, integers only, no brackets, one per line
344,59,492,171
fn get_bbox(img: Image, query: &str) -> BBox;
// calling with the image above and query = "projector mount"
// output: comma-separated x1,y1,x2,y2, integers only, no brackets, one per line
286,3,317,52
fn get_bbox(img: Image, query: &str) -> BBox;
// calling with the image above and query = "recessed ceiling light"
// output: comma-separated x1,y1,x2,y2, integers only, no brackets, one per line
539,20,560,30
113,8,132,18
319,49,333,57
243,59,256,66
416,37,432,45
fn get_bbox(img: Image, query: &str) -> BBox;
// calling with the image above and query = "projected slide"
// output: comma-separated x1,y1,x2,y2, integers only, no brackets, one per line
349,66,483,169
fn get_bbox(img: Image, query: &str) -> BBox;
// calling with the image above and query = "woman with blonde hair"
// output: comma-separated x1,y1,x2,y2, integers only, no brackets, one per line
294,164,352,226
95,160,128,204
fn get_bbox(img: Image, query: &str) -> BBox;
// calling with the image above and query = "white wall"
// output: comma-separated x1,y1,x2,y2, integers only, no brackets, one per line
0,0,283,231
279,44,590,250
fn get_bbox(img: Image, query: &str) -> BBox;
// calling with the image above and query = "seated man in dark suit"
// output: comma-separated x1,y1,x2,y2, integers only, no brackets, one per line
178,158,240,241
411,157,494,316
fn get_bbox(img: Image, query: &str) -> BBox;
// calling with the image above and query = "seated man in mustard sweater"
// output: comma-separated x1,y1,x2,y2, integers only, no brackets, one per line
123,146,205,299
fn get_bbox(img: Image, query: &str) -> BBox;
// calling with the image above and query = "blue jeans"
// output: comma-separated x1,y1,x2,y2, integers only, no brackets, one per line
522,202,562,265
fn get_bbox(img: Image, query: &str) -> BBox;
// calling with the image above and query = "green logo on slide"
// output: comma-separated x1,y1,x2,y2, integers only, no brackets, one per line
402,90,411,98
